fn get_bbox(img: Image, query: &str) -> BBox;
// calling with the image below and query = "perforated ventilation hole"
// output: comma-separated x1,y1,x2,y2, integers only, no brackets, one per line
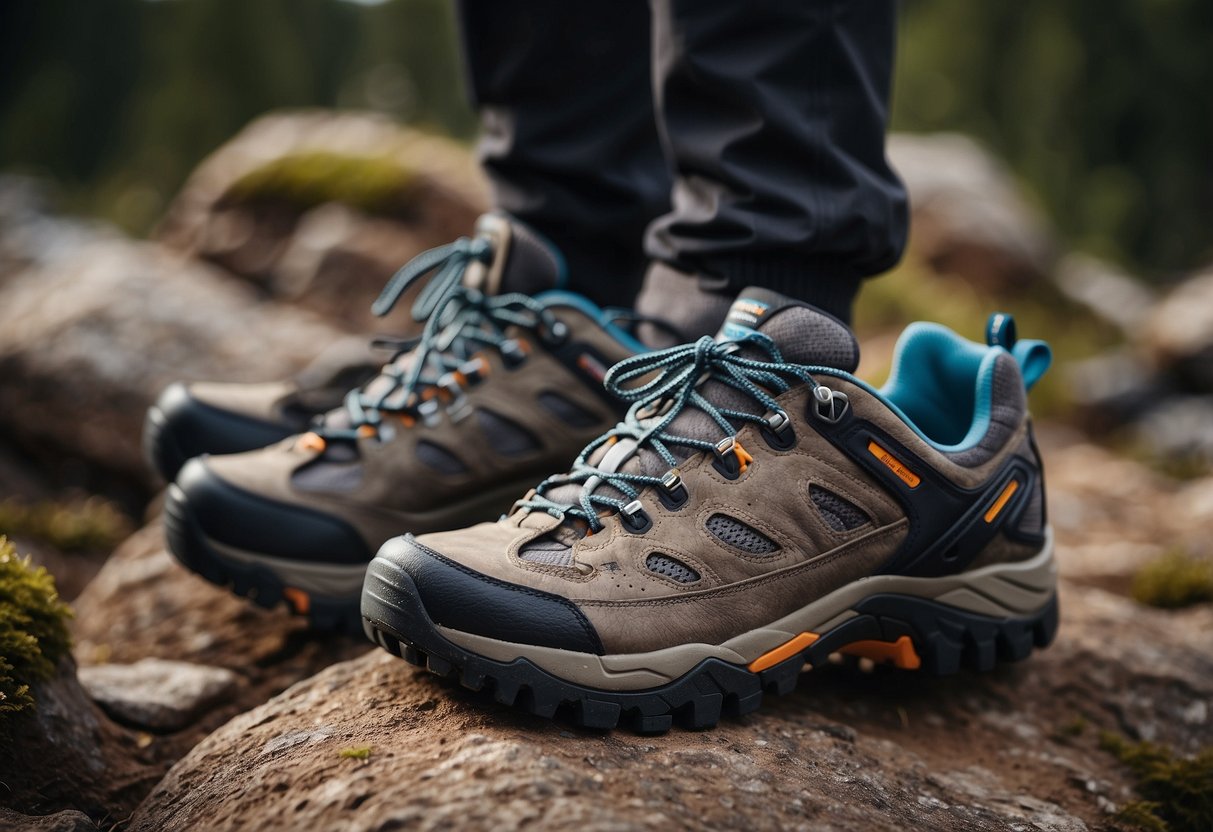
538,391,600,428
476,409,540,455
809,485,870,532
415,440,467,475
705,514,779,555
645,554,700,584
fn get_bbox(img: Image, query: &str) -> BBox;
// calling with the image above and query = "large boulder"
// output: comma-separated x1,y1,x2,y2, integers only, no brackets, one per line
128,580,1212,832
889,133,1056,292
156,110,489,331
0,234,345,488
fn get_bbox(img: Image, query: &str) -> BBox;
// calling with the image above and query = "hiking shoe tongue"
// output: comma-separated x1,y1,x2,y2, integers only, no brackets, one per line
463,212,565,297
716,287,860,372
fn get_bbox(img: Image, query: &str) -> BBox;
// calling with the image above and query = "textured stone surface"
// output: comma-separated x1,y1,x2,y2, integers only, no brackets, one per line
1140,266,1213,392
78,658,240,732
0,660,159,820
889,133,1055,291
128,581,1212,832
0,235,343,487
156,109,488,332
71,521,370,750
0,808,99,832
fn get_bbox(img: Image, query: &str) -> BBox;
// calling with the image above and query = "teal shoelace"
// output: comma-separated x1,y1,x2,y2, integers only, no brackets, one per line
319,236,566,440
517,334,832,532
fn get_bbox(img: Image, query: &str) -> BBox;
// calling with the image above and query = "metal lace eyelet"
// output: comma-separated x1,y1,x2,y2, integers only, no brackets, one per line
657,468,689,510
540,318,569,347
620,500,653,534
812,385,850,424
712,436,742,480
499,339,528,368
760,408,795,450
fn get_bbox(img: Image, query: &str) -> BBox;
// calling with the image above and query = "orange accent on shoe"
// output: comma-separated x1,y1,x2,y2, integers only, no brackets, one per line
984,479,1020,523
399,413,416,427
734,442,754,473
297,432,326,453
282,587,311,615
840,635,922,670
358,425,377,438
748,632,819,673
867,441,921,488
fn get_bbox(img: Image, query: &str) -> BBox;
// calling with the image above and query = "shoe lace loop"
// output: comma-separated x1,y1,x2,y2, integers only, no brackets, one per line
319,236,560,440
516,334,820,532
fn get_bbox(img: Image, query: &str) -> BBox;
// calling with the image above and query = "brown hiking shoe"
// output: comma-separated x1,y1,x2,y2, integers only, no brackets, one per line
144,336,391,481
363,288,1058,731
165,213,648,632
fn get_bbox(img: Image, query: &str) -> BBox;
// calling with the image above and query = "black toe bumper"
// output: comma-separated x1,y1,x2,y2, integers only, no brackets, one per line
144,382,297,481
172,457,372,566
368,536,604,655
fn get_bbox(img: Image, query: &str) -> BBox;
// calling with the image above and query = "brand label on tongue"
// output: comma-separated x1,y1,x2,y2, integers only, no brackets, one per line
717,297,770,342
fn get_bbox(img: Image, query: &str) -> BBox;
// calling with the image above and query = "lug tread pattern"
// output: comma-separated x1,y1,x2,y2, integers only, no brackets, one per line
361,557,1060,734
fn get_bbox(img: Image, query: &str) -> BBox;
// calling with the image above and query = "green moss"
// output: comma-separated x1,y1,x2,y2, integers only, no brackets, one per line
223,151,419,217
1132,550,1213,610
339,745,372,760
0,537,73,719
1100,731,1213,832
0,496,131,553
853,255,1121,422
1054,715,1087,740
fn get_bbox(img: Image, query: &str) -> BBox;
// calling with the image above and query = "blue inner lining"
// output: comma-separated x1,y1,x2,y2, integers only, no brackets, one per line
534,290,650,354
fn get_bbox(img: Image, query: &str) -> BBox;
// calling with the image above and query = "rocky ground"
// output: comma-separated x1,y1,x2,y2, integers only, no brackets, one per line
1,114,1210,831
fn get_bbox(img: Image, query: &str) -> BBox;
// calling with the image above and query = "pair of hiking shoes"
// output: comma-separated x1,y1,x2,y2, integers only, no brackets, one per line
150,212,1058,733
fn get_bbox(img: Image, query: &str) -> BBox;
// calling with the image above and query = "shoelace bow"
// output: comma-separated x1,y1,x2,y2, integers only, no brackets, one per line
517,334,824,532
318,236,565,440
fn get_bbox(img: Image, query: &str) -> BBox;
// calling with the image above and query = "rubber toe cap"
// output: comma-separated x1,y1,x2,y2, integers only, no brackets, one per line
174,457,373,566
374,535,604,654
144,382,296,481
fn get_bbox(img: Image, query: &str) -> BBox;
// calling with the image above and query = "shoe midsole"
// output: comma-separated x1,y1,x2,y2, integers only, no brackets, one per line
433,527,1057,691
204,535,369,598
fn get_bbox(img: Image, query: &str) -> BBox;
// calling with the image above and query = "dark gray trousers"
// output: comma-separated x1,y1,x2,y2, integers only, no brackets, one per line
457,0,907,320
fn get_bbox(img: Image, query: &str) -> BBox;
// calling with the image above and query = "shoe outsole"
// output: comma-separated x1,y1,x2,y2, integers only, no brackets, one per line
164,485,364,636
361,556,1059,734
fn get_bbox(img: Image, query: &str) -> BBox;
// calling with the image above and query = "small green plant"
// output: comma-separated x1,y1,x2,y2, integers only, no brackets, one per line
223,151,419,217
339,745,372,761
0,537,73,719
0,496,131,553
1132,550,1213,609
1100,731,1213,832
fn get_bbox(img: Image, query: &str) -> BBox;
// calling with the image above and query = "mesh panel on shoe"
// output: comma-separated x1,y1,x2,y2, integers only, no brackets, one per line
758,307,859,372
538,391,600,428
705,514,779,555
290,458,364,492
645,553,700,584
518,537,575,567
477,409,540,455
948,354,1026,468
809,485,870,532
416,440,467,475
